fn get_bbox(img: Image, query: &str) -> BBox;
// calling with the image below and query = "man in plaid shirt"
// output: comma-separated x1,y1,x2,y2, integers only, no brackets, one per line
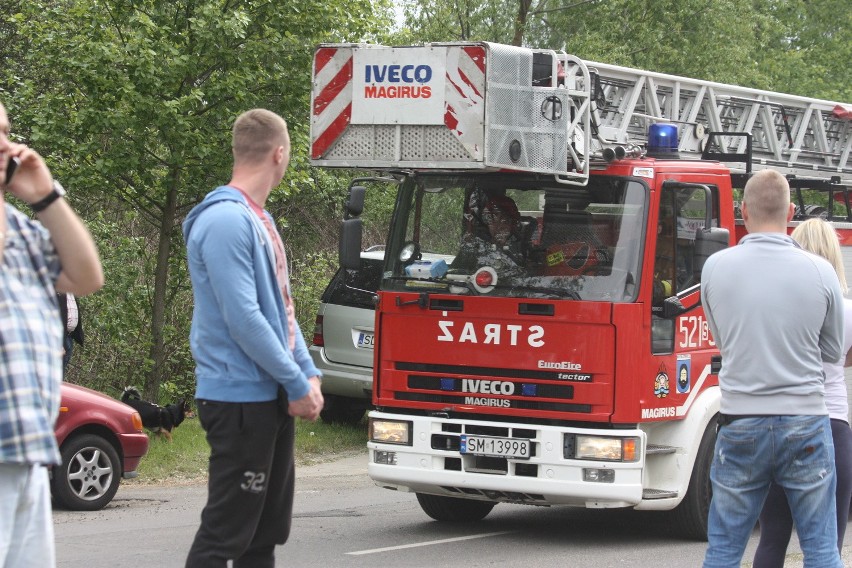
0,100,104,568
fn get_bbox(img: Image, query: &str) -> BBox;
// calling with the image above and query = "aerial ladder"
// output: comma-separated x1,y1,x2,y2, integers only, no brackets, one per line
311,42,851,186
585,59,851,180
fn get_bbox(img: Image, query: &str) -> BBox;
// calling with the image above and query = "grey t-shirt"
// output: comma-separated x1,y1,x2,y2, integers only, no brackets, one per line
701,232,844,416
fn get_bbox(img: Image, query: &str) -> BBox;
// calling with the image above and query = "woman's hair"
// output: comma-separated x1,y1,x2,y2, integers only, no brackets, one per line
791,218,848,293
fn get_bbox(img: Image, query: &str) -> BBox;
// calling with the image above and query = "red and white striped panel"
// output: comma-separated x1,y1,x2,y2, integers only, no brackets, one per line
444,45,486,159
312,44,488,162
311,47,353,160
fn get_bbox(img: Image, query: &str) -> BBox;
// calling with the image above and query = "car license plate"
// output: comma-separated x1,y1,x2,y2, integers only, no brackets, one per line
356,331,374,349
460,435,531,459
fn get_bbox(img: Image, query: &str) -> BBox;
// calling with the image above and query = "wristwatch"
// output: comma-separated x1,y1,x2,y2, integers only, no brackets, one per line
31,180,66,213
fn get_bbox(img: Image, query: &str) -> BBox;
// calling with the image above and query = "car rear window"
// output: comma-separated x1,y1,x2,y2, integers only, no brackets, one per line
322,258,383,309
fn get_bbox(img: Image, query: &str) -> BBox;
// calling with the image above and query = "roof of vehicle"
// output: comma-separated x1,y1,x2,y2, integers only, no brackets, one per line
360,246,385,261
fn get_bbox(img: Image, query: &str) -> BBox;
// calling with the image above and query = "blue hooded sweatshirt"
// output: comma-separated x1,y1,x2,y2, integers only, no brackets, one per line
182,186,320,403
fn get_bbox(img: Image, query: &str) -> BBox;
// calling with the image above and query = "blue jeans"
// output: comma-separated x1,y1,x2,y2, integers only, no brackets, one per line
703,415,842,568
753,419,852,567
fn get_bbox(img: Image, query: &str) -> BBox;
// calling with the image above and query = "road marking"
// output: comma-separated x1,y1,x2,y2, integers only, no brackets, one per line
347,531,513,555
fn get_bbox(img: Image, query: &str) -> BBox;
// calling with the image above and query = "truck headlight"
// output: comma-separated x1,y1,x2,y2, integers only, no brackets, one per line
565,434,639,462
369,418,412,445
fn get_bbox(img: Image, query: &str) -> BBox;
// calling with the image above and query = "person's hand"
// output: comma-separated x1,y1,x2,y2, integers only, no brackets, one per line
1,141,53,203
288,377,324,421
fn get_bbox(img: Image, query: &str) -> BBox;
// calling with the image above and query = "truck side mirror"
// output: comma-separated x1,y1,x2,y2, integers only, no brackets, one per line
662,295,687,319
344,186,366,219
340,218,363,270
693,227,730,281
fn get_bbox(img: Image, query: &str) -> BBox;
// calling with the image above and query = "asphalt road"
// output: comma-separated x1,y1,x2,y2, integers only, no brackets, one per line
53,451,852,567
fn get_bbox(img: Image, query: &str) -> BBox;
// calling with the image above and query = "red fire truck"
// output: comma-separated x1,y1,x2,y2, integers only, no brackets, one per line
310,41,852,539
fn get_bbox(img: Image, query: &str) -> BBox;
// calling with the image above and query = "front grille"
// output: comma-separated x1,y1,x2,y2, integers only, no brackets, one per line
432,434,460,451
432,421,542,477
515,463,538,477
396,391,591,413
467,456,508,474
408,376,575,399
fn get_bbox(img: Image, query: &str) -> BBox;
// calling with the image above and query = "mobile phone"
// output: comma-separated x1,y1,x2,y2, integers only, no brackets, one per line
4,156,19,185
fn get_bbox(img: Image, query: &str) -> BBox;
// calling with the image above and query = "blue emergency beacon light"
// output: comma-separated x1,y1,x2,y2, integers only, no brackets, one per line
647,123,679,157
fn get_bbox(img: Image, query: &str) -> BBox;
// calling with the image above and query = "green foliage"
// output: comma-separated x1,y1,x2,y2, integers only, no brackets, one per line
64,205,153,391
397,0,850,101
294,416,369,465
290,249,339,340
129,417,210,484
545,0,763,85
1,0,396,401
747,0,851,101
400,0,523,43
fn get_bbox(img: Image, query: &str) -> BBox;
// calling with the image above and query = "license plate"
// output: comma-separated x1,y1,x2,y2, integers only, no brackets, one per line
356,331,374,349
460,435,531,459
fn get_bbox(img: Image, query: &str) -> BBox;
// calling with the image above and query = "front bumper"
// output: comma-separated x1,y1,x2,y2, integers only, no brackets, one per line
367,411,646,508
119,431,150,479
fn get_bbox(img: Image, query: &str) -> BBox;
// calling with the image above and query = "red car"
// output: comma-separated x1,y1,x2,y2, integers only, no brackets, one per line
52,383,150,511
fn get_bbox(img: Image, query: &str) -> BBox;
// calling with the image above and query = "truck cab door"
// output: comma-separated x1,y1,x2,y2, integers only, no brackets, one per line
650,182,727,356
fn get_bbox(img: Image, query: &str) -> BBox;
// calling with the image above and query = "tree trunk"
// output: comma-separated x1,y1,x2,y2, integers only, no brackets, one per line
512,0,533,46
144,171,179,402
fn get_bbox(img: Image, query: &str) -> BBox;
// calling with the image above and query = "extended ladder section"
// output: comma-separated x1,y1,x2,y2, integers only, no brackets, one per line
587,61,851,180
310,41,851,184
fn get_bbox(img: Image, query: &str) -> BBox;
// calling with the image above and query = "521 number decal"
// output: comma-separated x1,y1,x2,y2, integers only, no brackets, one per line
678,315,715,349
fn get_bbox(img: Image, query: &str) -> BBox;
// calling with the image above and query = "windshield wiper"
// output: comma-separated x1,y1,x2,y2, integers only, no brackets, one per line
395,291,430,308
503,283,581,300
383,275,579,300
384,274,480,295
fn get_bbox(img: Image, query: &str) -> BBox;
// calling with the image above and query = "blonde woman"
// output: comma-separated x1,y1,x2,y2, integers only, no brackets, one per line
753,217,852,567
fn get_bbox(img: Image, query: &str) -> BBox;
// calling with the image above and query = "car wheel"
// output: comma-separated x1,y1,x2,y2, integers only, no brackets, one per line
320,394,367,425
51,433,121,511
416,493,496,522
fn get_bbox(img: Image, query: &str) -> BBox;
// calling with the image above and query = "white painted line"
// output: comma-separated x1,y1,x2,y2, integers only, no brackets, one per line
346,530,513,556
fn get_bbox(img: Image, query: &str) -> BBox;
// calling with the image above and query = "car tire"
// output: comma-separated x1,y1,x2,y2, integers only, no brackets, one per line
416,493,496,522
320,394,367,425
51,433,121,511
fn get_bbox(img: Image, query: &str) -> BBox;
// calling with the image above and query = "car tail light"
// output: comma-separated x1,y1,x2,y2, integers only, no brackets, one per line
312,314,324,346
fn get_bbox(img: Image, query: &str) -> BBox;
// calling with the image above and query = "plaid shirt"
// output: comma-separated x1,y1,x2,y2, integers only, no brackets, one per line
0,204,62,465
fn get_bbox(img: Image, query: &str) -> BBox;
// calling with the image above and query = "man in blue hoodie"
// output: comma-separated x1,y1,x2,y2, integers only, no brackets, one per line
701,169,844,567
183,109,324,568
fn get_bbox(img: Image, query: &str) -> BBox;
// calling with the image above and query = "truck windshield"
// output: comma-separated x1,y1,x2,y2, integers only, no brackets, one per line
383,173,648,301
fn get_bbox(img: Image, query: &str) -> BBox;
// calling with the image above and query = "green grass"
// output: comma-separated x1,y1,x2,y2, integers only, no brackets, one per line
127,415,368,485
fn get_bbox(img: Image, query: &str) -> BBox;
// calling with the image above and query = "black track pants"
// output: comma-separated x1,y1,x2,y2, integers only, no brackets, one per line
186,394,295,568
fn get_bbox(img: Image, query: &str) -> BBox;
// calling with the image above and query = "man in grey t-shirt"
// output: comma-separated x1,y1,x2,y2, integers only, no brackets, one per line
701,169,844,567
